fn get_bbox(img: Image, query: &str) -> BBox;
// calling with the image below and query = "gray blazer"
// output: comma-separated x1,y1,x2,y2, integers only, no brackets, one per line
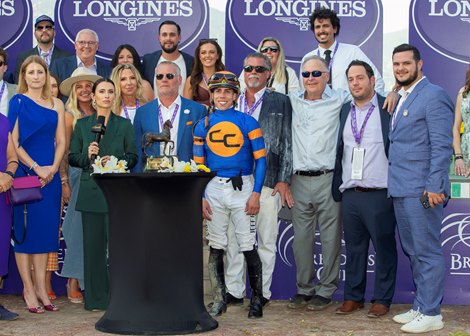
258,89,293,188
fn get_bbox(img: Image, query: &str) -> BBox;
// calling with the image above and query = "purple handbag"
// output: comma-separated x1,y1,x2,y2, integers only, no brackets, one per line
6,175,43,205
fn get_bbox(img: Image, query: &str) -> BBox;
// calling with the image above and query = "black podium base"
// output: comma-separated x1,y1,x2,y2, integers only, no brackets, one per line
93,172,217,335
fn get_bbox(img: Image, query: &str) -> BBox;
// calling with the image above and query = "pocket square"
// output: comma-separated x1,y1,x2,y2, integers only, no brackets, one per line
186,121,193,125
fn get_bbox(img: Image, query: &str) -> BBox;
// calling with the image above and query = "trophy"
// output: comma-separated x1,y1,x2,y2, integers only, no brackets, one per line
142,120,176,171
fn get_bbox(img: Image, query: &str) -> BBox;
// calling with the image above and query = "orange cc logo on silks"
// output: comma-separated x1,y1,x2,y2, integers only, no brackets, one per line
206,121,244,157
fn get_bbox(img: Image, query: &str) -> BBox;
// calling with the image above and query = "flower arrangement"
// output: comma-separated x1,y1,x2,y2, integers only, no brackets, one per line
158,157,210,173
92,156,128,174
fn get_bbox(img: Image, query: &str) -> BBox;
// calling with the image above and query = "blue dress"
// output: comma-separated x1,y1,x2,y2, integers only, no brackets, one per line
8,94,61,253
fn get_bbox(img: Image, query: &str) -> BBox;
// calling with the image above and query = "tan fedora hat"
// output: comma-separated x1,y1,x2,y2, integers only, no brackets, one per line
59,67,102,97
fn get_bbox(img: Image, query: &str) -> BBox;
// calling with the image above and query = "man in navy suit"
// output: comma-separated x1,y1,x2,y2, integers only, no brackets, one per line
49,28,111,84
133,61,206,172
142,20,194,94
388,44,453,334
15,15,71,83
332,60,397,318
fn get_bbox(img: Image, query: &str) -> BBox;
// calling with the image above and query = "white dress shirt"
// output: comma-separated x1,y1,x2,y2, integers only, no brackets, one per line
237,87,267,121
290,86,351,171
159,95,181,155
76,56,97,74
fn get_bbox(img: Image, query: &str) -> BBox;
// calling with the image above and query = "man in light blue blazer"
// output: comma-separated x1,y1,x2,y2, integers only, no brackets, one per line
388,44,453,334
133,61,206,172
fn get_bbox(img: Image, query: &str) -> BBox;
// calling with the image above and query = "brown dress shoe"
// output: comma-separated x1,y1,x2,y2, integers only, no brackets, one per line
367,303,389,318
335,300,364,314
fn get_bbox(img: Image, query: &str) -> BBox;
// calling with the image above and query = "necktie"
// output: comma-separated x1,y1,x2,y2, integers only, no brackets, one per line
324,50,332,86
40,51,50,66
391,92,409,130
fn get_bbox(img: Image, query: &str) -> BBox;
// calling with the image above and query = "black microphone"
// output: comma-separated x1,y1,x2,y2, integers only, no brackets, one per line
90,115,106,161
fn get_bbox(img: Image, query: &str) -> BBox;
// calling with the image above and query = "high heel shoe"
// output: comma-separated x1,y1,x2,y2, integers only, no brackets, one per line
27,306,45,314
66,282,83,304
47,291,57,300
38,297,60,312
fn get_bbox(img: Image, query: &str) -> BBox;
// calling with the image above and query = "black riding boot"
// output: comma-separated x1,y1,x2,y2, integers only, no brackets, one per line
244,249,263,318
208,247,227,316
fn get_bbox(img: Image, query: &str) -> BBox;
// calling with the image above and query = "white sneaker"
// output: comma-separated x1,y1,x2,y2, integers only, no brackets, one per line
393,309,420,324
401,314,444,334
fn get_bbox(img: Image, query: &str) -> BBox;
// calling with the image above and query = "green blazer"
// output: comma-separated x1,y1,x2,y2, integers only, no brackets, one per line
69,113,138,213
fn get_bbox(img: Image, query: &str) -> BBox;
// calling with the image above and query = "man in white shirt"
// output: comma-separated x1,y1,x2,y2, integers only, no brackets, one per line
0,48,17,117
142,20,194,95
288,55,350,311
301,7,385,95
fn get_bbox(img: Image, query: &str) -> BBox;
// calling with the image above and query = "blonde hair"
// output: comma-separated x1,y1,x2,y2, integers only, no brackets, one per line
65,81,94,127
17,55,52,102
257,37,287,84
110,63,147,114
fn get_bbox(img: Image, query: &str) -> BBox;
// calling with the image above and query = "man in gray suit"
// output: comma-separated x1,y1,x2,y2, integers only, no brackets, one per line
15,15,71,82
224,52,294,306
0,48,17,117
388,44,453,334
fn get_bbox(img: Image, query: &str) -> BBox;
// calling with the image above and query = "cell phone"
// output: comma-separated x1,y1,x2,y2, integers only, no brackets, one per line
420,193,430,209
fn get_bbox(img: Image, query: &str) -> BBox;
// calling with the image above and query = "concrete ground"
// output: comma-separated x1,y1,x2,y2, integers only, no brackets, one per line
0,295,468,336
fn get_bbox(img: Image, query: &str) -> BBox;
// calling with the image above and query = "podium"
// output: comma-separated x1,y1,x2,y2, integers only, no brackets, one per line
93,172,217,335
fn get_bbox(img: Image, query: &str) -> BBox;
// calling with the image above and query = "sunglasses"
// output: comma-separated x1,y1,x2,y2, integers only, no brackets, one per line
0,61,5,67
301,70,326,78
35,25,53,31
156,73,176,80
260,46,279,53
244,65,268,73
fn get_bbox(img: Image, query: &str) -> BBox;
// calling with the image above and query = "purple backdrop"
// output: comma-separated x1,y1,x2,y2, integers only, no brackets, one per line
225,0,383,74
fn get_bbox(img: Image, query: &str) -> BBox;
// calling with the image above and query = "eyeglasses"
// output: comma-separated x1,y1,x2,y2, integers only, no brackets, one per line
260,46,279,53
35,25,53,31
301,70,326,78
156,73,176,80
76,41,97,47
243,65,268,73
0,61,5,67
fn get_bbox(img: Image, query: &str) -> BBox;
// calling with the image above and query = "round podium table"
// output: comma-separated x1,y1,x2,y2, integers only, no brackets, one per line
93,172,217,335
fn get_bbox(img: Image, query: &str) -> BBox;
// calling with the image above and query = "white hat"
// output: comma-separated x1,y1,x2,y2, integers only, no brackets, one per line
59,67,102,96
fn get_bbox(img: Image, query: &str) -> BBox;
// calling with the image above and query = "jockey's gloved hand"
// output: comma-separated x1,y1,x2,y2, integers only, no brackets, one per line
227,175,243,191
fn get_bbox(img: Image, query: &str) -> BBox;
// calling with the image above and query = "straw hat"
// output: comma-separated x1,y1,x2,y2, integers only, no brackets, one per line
59,67,102,96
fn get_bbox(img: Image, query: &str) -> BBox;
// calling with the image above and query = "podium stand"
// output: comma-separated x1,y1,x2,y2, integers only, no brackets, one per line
93,172,217,335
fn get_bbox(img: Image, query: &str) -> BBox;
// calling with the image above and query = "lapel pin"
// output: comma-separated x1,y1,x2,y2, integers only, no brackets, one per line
184,109,190,114
403,109,409,117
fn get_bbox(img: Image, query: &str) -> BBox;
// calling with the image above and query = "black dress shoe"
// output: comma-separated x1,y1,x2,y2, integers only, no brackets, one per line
226,293,244,305
261,297,269,307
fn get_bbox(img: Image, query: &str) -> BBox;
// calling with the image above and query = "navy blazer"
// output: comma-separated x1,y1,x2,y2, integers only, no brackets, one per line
49,55,112,83
388,78,454,197
332,94,389,202
257,90,293,188
141,50,194,88
15,45,72,83
133,97,206,172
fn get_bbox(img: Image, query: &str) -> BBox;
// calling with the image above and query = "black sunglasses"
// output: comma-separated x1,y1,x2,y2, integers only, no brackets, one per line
0,61,5,67
244,65,268,73
260,46,279,53
36,25,53,31
156,73,176,80
301,70,326,78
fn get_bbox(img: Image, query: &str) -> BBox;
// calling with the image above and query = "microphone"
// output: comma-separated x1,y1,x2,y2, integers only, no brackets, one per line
90,115,106,161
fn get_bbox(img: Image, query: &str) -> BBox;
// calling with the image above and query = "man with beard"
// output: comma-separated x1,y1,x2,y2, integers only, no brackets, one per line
223,53,294,307
15,15,71,82
332,60,397,318
388,44,453,334
142,20,194,95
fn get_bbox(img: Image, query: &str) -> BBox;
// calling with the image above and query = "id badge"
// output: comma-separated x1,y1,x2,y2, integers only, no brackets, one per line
351,147,365,180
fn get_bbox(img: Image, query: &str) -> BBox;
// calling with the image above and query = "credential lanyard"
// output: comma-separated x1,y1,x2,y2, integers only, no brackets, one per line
351,104,375,145
158,104,179,130
123,99,140,120
243,93,265,116
317,42,340,74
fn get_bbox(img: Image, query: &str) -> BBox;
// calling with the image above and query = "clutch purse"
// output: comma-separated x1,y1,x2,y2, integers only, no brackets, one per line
6,175,43,206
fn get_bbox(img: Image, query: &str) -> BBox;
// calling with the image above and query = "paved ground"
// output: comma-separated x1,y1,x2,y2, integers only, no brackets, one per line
0,295,468,336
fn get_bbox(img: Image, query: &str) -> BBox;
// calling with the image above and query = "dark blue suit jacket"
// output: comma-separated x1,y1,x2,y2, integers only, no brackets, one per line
332,94,389,202
133,97,206,172
141,50,194,88
49,55,112,83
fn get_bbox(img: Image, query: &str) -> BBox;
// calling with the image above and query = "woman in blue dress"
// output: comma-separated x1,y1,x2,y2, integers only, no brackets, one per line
8,56,65,314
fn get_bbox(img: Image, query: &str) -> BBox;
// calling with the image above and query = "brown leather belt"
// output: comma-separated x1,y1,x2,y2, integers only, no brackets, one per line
349,187,386,192
295,169,333,177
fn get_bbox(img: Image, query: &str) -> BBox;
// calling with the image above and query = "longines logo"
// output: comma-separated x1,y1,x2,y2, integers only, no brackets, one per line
412,0,470,64
0,0,14,16
441,212,470,276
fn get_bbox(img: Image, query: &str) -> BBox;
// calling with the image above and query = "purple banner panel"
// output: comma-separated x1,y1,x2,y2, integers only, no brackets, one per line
409,0,470,102
225,0,383,74
54,0,210,62
0,0,32,80
271,199,470,305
